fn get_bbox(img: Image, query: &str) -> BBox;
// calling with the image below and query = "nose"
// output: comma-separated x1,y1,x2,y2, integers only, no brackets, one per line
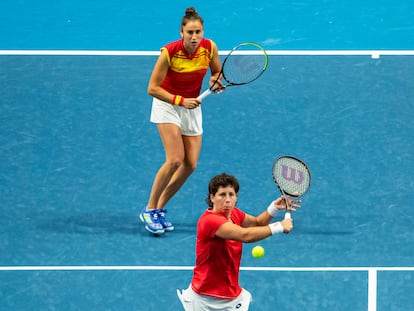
224,194,233,202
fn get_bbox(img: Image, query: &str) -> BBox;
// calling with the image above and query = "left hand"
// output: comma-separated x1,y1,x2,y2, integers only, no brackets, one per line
209,76,225,94
274,196,301,212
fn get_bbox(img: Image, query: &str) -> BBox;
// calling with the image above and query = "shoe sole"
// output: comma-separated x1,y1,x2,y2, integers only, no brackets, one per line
145,225,165,235
140,211,174,232
140,212,165,234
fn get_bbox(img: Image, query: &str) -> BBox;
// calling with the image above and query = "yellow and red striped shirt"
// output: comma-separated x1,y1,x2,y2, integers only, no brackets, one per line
160,38,214,98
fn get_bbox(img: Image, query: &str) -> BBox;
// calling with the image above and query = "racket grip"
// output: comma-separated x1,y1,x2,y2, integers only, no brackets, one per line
284,212,291,219
197,88,212,101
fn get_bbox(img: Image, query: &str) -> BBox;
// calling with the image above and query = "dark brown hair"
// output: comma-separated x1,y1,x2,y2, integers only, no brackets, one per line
205,173,240,207
181,7,204,28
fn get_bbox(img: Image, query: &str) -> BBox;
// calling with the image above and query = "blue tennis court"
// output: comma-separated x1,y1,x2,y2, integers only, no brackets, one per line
1,1,413,310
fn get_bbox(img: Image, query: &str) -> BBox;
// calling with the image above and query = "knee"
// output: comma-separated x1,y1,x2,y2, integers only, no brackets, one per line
186,160,198,173
166,158,184,171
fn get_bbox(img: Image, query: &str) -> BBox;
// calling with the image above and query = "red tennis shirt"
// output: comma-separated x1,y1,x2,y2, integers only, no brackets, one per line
160,38,214,98
191,207,246,299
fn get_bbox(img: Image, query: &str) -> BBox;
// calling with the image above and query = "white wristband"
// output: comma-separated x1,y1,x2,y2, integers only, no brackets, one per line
269,222,283,235
267,201,278,217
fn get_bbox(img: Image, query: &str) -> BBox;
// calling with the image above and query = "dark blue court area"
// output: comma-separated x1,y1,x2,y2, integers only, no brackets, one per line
1,1,413,310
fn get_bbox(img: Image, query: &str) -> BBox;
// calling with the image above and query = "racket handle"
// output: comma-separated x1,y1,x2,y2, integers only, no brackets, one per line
197,88,212,101
284,211,291,219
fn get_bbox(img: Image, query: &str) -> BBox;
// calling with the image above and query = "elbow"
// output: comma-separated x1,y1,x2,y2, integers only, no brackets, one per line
243,237,257,244
147,85,156,97
147,81,160,97
239,232,260,244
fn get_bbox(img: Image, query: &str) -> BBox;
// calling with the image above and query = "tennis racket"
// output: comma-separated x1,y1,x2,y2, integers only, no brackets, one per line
197,42,268,100
272,155,311,219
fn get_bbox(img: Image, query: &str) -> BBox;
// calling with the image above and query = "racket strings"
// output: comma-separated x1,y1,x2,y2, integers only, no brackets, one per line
273,158,311,196
223,54,267,84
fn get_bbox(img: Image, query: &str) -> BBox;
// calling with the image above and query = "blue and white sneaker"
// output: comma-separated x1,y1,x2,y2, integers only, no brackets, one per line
139,207,165,235
157,209,174,232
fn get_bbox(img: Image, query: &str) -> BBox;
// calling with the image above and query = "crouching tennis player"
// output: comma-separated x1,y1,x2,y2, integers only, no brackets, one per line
177,173,300,310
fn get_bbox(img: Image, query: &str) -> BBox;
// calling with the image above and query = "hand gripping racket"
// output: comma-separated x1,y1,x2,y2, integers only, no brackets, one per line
197,42,268,100
272,155,311,219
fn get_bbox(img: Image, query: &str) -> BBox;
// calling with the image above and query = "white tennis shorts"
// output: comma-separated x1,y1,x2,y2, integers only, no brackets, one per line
177,285,252,311
150,98,203,136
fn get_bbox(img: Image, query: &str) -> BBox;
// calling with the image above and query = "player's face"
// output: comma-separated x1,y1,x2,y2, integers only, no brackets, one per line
210,186,238,217
181,20,204,55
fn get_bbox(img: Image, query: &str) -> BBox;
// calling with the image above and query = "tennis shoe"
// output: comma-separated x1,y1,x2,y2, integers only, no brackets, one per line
157,209,174,231
139,207,165,235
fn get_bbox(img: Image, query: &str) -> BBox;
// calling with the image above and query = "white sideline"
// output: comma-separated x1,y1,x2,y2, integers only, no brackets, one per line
1,265,413,271
1,50,414,58
1,266,413,311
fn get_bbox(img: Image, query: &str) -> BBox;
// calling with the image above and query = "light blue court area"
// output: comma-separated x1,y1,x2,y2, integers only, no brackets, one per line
1,0,414,50
1,1,413,310
1,52,413,311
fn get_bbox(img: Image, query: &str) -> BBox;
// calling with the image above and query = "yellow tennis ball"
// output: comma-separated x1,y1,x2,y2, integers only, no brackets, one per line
252,246,265,258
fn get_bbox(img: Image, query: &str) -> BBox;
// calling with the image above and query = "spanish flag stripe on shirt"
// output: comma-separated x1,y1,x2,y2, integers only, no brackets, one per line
160,38,214,98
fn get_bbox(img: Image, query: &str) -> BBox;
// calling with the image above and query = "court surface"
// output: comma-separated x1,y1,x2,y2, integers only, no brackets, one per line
1,1,413,310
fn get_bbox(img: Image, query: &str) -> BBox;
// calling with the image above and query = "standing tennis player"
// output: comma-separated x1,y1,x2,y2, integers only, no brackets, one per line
140,7,223,234
177,173,300,310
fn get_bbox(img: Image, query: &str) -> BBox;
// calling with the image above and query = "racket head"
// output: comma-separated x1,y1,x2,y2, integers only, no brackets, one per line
272,155,311,197
221,42,268,86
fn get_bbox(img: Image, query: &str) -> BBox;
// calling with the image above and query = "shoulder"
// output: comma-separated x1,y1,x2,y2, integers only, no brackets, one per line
231,208,246,224
200,38,216,52
200,209,226,222
200,38,213,47
163,38,182,48
161,39,183,54
232,207,246,217
198,210,228,233
197,210,228,237
197,38,216,60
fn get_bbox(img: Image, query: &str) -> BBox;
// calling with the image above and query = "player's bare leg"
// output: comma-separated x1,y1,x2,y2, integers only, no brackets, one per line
147,123,186,209
158,134,202,208
140,124,201,233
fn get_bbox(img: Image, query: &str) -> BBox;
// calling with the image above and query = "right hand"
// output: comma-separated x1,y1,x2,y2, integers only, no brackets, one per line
280,218,293,234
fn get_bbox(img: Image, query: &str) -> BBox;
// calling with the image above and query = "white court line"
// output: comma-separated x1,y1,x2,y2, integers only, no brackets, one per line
0,50,160,56
1,50,414,57
2,266,412,311
368,268,377,311
0,265,413,271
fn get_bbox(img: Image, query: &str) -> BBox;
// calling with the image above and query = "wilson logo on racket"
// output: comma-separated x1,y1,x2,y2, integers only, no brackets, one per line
281,165,304,185
272,155,311,219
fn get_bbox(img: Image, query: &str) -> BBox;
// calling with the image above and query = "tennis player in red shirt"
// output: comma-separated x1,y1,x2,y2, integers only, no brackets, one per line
140,7,223,235
177,173,300,310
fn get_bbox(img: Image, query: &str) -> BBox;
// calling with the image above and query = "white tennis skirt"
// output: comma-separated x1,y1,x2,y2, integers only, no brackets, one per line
150,98,203,136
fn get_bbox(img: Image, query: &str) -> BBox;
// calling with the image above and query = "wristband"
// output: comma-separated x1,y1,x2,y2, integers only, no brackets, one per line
267,201,278,217
269,222,283,235
172,95,184,106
